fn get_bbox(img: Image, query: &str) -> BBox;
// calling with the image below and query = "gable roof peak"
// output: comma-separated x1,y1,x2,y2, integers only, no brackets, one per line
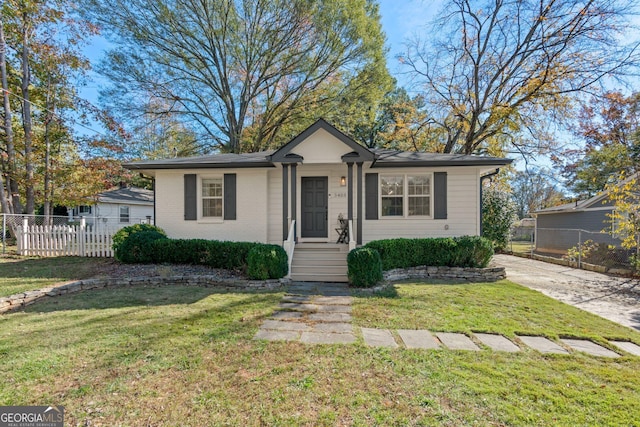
269,118,374,163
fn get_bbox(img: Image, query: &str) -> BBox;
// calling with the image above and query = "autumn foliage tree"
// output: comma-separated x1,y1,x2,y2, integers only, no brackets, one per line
556,91,640,197
402,0,640,157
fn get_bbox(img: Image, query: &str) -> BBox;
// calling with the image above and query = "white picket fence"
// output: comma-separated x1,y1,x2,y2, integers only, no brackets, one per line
15,218,115,257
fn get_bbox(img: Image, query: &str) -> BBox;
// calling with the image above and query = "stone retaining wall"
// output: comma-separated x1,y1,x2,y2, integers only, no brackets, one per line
383,265,506,283
0,276,288,314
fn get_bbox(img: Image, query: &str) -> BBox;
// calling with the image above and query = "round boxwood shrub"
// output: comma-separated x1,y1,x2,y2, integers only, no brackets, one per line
115,230,167,263
247,244,288,280
347,247,383,288
112,224,166,256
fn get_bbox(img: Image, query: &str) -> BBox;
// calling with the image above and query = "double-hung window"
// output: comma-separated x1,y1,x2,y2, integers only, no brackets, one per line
202,177,223,218
380,174,431,218
119,206,130,223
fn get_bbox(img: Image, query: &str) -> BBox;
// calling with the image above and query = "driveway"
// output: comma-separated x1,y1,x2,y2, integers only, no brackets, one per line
492,254,640,331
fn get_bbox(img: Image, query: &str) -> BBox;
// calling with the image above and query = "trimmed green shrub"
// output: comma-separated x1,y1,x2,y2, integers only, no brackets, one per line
347,247,383,288
150,239,258,270
451,236,494,268
247,244,288,280
365,238,456,270
115,230,167,263
112,224,166,256
364,236,494,270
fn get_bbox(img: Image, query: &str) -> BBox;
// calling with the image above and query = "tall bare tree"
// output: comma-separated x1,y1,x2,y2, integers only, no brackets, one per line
403,0,640,156
85,0,390,153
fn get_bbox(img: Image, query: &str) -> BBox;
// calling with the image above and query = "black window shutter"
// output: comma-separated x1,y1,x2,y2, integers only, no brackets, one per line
224,174,237,220
184,174,197,221
434,172,447,219
365,173,378,220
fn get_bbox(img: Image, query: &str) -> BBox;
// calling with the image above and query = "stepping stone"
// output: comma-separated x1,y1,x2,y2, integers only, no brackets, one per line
282,295,313,303
610,340,640,356
315,304,352,313
308,312,351,323
300,332,356,345
435,332,480,351
260,320,310,332
397,329,440,349
474,333,520,353
313,296,353,305
560,339,620,358
311,322,353,334
271,311,305,320
361,328,398,348
254,329,300,341
278,302,319,312
517,335,569,354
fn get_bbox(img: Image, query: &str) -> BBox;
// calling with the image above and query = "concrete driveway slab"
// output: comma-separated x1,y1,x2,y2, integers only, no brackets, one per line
493,254,640,331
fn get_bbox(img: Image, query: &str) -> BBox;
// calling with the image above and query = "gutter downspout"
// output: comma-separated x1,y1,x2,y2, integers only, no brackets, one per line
480,168,500,236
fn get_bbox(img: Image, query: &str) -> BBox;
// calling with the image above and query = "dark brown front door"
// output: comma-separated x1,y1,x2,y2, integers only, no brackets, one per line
301,177,328,238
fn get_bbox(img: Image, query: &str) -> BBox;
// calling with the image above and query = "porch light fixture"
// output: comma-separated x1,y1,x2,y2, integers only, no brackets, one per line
340,176,346,186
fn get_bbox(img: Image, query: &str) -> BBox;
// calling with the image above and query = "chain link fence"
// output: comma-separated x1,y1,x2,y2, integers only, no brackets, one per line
509,225,638,273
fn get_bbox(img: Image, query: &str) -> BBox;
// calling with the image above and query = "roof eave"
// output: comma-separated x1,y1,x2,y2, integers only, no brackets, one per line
370,159,512,168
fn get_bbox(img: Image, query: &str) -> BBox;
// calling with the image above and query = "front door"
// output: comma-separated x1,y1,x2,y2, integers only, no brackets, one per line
301,177,328,238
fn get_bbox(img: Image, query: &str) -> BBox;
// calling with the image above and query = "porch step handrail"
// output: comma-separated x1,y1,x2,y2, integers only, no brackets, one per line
283,220,296,277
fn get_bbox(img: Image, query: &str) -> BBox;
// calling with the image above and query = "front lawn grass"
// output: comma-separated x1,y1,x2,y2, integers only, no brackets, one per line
0,256,112,297
0,280,638,425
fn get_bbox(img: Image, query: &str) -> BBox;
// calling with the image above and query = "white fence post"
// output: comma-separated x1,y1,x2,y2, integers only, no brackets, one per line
21,218,28,255
79,217,86,257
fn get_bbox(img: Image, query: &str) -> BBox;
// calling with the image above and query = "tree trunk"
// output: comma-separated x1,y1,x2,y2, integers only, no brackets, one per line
43,78,54,223
0,19,19,214
20,14,35,215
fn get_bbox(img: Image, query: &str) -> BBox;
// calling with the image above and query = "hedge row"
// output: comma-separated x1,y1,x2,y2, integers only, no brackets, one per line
364,236,493,270
348,236,494,287
112,225,288,280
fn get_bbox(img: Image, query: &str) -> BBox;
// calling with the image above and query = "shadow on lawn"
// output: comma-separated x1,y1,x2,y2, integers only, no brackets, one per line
20,284,283,314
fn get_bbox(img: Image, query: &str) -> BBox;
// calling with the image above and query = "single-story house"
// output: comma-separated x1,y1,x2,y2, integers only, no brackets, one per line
125,119,511,280
533,185,631,254
68,186,154,230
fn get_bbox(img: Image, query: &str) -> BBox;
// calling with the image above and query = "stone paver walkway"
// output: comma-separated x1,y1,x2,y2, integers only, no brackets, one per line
254,282,636,358
255,282,356,344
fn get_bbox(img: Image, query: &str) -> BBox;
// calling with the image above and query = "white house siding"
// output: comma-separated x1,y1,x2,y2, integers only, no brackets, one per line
266,169,283,244
361,166,480,244
93,203,154,228
291,128,353,164
154,169,269,242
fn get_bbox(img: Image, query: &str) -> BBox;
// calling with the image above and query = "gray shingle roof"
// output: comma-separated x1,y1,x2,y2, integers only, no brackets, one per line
97,187,154,205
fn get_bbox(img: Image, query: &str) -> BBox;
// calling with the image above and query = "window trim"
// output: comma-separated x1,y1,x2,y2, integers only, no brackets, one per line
119,205,130,223
198,175,224,223
379,173,433,219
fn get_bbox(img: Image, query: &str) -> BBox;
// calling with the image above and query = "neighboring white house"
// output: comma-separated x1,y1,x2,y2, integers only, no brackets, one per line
68,186,154,230
125,119,511,245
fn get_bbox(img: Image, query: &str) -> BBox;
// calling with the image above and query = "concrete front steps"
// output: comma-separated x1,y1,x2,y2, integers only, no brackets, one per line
290,243,349,282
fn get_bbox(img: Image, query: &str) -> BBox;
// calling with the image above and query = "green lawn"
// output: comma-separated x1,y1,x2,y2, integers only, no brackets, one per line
0,256,112,297
1,264,639,425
